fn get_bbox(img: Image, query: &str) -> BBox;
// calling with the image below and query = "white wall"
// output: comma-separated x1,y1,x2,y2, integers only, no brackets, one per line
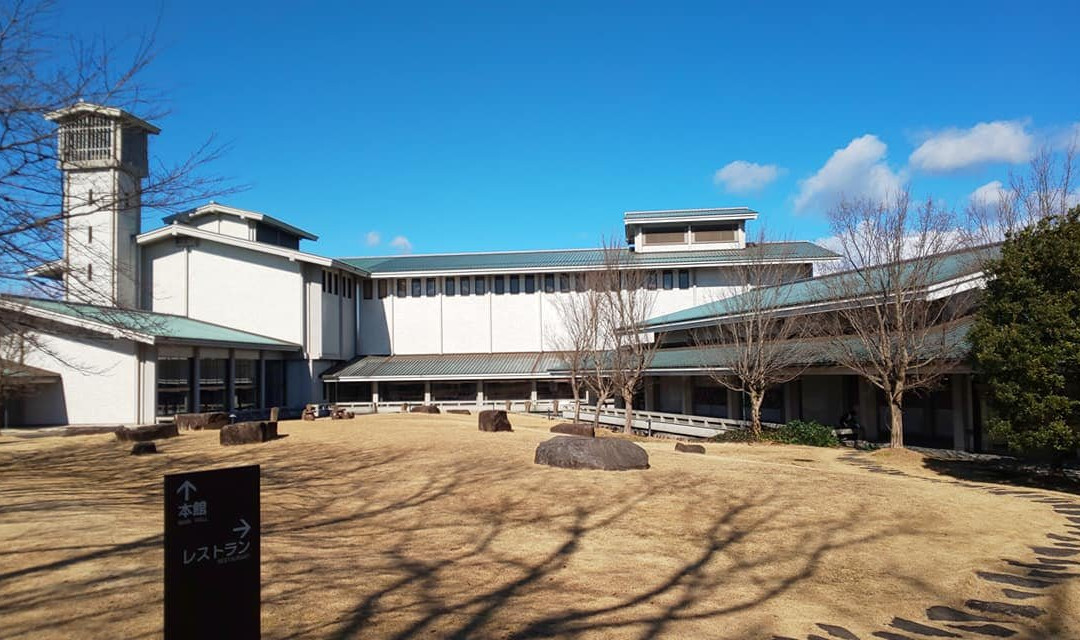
192,214,251,240
20,331,142,425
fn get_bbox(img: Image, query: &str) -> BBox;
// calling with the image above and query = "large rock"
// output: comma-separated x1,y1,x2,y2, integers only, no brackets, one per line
534,436,649,471
550,422,595,438
675,442,706,454
174,412,229,430
478,410,512,432
115,423,179,442
410,405,441,414
220,421,279,446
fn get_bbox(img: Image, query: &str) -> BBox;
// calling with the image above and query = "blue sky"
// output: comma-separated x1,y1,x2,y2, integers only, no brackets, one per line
56,1,1079,257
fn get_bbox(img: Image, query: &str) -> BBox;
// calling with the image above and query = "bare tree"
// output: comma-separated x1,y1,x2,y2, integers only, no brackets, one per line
965,144,1077,247
549,272,602,424
0,0,234,306
691,233,812,438
824,190,972,448
599,238,661,434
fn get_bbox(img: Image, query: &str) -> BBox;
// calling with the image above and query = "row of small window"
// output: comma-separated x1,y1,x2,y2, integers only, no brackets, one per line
321,270,355,298
360,270,691,300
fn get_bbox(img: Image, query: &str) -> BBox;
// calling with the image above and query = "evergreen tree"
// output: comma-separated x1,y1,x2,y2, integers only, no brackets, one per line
972,207,1080,458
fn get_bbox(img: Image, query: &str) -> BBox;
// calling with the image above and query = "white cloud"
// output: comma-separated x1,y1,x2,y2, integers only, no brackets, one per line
713,160,782,194
365,231,381,246
909,121,1033,173
389,235,413,254
969,180,1008,207
793,134,903,214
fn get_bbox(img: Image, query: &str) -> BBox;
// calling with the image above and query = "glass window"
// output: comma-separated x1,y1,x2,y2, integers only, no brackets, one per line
474,276,486,295
426,277,437,296
460,276,471,296
396,279,407,297
445,277,455,296
411,278,422,297
494,275,505,295
662,270,674,290
156,357,192,417
646,271,658,290
234,359,259,410
321,270,327,292
510,274,521,294
544,273,555,293
678,269,690,289
525,275,536,294
559,273,570,292
378,280,388,298
363,280,373,299
333,274,339,295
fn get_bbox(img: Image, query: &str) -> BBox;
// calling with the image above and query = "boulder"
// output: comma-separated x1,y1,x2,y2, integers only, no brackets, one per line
410,405,441,414
130,442,158,455
535,436,649,471
478,410,513,432
447,409,471,415
114,423,179,442
550,423,595,438
675,442,706,454
302,404,318,421
220,421,279,446
174,412,229,430
331,407,355,420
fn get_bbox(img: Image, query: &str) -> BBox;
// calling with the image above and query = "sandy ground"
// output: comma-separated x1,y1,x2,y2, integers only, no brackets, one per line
0,413,1077,639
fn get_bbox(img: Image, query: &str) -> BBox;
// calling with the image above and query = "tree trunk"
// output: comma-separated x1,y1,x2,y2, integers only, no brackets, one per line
592,393,605,429
888,397,904,448
622,388,634,434
571,378,581,424
748,389,764,440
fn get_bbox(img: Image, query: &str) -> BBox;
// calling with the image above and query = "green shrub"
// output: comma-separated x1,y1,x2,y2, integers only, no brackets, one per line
774,420,839,447
712,428,759,443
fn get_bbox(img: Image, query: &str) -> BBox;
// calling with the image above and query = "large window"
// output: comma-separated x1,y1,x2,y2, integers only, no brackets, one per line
378,280,388,299
662,270,674,290
642,227,686,246
156,357,192,417
474,276,486,295
678,269,690,290
363,280,373,299
691,223,737,244
460,276,471,296
445,277,456,296
199,358,227,412
646,271,658,290
494,275,505,295
558,273,570,292
234,359,259,410
510,274,521,294
426,277,437,297
525,275,536,294
544,274,555,293
411,278,422,297
264,360,285,408
396,279,407,297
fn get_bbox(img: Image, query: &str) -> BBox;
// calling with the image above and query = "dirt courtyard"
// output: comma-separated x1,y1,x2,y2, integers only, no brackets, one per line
1,413,1078,639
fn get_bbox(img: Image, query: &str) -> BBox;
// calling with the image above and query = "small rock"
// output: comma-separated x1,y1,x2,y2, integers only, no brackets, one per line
675,442,706,454
114,423,179,442
550,423,595,437
410,405,441,414
478,410,512,432
130,442,158,455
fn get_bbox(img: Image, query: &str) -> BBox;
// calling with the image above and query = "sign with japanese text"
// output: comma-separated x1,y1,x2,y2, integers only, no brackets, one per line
164,465,260,639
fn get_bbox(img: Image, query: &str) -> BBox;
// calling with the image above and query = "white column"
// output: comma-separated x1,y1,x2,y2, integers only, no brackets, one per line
371,381,379,410
529,380,538,404
476,380,484,409
424,381,432,405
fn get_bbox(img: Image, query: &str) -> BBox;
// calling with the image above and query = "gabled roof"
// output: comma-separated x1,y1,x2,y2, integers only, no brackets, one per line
137,224,367,276
339,242,838,277
0,296,300,350
644,244,1000,331
323,352,569,381
163,203,318,241
623,207,758,223
44,102,160,134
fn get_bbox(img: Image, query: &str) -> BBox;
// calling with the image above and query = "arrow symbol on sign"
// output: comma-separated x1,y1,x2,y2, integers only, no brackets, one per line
233,518,251,539
176,480,197,501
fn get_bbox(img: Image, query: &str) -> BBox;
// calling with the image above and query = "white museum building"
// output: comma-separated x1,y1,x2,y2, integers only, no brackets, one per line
4,104,989,451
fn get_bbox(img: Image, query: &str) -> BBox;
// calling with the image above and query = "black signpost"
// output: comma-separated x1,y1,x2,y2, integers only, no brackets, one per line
164,465,260,640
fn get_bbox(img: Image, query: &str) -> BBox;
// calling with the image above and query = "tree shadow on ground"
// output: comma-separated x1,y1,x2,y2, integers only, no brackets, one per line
922,457,1080,496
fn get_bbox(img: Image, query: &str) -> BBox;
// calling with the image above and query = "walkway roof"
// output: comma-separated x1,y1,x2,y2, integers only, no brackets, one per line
323,352,569,381
0,296,301,351
644,244,1000,331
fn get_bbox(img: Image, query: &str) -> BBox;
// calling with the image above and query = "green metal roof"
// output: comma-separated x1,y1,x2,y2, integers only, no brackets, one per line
339,242,837,276
323,352,569,380
5,296,300,350
644,244,1000,330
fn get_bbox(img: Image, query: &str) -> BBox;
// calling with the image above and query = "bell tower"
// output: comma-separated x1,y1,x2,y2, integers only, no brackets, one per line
45,103,159,307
